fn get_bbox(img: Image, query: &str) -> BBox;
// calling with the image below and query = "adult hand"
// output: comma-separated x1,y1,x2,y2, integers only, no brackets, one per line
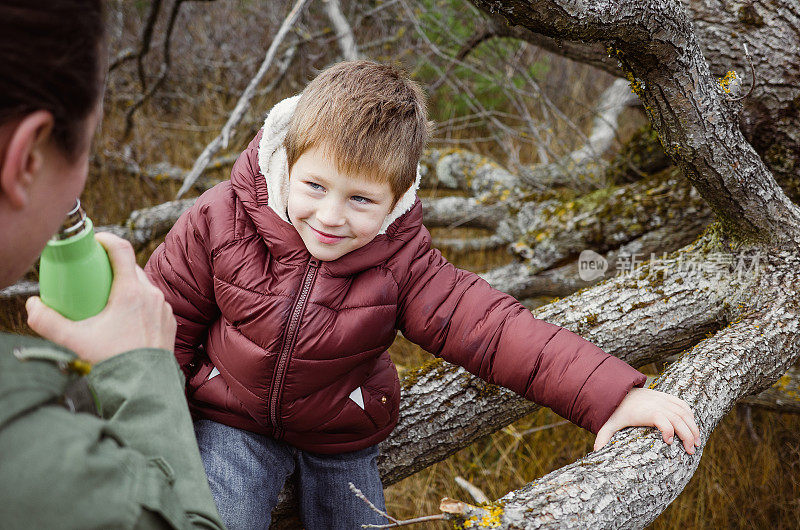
26,232,176,364
594,387,701,454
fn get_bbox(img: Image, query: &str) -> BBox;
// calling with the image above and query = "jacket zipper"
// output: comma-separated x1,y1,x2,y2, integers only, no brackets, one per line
268,257,320,439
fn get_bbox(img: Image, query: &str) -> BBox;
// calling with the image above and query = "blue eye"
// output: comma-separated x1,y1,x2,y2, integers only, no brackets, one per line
306,182,324,191
351,196,372,204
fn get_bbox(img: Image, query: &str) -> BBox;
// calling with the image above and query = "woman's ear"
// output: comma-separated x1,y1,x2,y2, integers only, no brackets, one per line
0,110,54,209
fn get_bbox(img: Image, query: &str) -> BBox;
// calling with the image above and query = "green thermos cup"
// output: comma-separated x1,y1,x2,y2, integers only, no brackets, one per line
39,200,113,320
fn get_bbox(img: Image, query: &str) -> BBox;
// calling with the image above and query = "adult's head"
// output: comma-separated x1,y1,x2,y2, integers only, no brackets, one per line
0,0,107,289
284,60,430,207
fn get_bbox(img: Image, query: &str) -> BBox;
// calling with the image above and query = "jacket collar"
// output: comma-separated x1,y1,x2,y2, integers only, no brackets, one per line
231,95,424,276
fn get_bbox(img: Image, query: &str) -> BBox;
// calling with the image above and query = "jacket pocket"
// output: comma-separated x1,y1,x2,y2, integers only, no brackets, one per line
312,383,393,435
360,385,392,430
186,362,215,396
315,395,375,435
300,355,400,436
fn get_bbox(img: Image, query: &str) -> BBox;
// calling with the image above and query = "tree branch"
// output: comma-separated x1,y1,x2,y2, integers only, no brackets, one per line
510,169,710,274
480,211,708,300
122,0,186,139
176,0,311,198
323,0,362,60
446,253,800,527
471,0,800,247
742,364,800,414
421,197,506,230
109,0,162,73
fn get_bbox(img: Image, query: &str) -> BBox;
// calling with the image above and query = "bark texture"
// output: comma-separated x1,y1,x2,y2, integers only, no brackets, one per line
426,0,800,526
447,250,800,528
479,0,800,201
742,364,800,413
510,169,710,273
471,0,800,247
479,213,708,300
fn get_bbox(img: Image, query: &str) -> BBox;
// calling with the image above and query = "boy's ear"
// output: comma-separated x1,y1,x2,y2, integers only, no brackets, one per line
0,110,55,209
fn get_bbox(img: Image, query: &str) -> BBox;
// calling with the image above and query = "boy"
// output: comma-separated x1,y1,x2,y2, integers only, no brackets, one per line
145,61,698,529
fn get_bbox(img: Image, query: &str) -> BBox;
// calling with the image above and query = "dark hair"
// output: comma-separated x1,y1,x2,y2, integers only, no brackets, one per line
0,0,106,157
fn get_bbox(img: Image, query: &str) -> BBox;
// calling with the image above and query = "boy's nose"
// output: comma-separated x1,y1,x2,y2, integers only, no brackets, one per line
316,199,346,227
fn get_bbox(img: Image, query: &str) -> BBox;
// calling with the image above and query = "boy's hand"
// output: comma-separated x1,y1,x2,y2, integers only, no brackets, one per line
594,387,700,454
26,232,177,364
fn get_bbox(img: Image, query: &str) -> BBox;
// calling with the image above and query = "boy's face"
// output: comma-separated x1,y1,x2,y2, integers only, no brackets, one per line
287,144,395,261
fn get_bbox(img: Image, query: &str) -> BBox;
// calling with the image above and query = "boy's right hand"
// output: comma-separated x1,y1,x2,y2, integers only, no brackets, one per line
594,387,700,454
26,232,177,364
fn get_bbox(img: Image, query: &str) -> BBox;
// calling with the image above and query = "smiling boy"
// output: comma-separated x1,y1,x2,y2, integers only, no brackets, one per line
287,144,396,261
146,61,698,529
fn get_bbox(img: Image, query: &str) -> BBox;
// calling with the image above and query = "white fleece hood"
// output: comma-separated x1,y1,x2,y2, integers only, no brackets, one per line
256,94,421,235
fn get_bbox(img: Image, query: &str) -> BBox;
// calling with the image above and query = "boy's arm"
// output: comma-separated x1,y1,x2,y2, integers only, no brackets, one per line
145,201,219,379
396,229,646,434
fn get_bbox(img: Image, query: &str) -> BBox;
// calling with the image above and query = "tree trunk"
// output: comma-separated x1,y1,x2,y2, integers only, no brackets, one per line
446,249,800,528
429,0,800,525
479,0,800,202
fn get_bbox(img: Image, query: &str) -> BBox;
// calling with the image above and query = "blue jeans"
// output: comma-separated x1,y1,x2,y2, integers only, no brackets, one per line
193,419,387,529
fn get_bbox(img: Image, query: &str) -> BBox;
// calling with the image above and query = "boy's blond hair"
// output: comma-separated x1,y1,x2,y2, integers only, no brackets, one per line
284,60,429,204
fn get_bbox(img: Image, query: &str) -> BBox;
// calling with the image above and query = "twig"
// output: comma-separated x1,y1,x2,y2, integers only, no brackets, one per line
123,0,186,139
399,0,516,163
430,24,496,91
455,476,490,504
361,514,447,529
728,43,756,102
109,0,162,73
518,419,569,436
176,0,311,198
348,482,398,525
348,482,446,528
109,0,220,72
740,404,760,444
324,0,362,60
135,0,164,89
109,47,136,72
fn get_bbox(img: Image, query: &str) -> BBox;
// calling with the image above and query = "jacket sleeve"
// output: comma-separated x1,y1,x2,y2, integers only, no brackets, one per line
88,348,225,529
145,200,219,379
395,229,646,434
0,347,224,529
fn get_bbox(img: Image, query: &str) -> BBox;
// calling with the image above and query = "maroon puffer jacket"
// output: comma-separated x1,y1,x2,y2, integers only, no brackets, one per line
145,131,645,454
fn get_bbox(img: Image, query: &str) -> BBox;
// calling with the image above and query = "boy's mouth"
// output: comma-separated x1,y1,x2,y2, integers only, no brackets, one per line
309,224,346,244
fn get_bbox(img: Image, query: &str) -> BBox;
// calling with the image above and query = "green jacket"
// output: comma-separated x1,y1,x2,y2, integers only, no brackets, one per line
0,332,226,529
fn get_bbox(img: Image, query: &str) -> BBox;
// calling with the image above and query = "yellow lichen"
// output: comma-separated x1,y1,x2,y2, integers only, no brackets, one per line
453,505,504,529
477,506,504,527
400,357,446,390
718,71,738,94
